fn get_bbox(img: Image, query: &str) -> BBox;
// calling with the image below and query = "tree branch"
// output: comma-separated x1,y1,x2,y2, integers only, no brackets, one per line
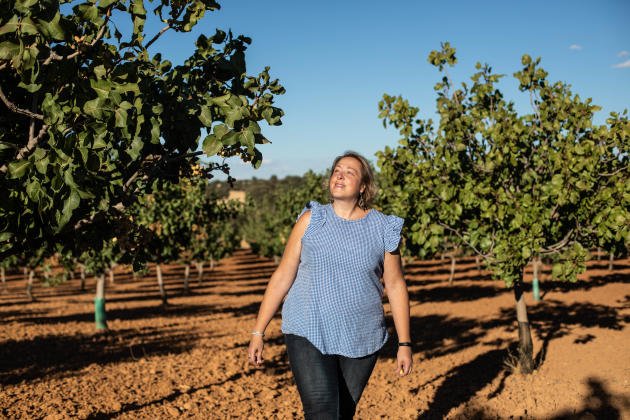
18,124,49,161
42,11,111,65
0,123,49,174
539,229,574,255
0,86,44,120
145,25,171,49
438,222,493,259
28,96,38,144
599,167,625,177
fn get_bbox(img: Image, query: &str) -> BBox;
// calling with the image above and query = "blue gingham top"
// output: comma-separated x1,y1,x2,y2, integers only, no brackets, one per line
281,201,404,357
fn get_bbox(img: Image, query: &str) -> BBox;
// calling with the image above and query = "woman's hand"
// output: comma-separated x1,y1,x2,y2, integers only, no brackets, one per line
396,346,413,377
248,335,264,366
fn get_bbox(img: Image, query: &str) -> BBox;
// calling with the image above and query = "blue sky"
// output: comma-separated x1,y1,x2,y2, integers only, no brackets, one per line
135,0,629,179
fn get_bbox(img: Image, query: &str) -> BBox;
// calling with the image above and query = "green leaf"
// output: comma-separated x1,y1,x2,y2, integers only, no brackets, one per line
242,129,255,150
0,232,13,243
0,16,19,36
20,17,38,35
26,179,42,201
127,136,143,160
198,105,213,126
18,81,42,93
114,106,128,128
90,79,111,99
99,0,118,8
75,4,100,25
14,0,37,14
57,190,80,230
8,160,31,178
0,41,20,60
36,13,65,41
84,97,107,118
202,134,222,156
34,153,49,174
93,133,108,148
131,0,146,16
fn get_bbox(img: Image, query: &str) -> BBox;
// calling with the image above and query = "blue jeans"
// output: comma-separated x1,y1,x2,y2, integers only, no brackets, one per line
285,334,378,419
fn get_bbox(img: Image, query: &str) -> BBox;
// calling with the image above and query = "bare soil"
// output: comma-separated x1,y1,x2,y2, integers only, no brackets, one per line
1,251,629,419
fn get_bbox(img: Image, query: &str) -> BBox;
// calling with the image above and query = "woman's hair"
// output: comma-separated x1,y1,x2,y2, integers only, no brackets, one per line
328,151,377,210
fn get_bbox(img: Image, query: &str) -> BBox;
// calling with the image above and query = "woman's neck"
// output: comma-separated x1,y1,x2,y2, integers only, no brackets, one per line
331,199,365,220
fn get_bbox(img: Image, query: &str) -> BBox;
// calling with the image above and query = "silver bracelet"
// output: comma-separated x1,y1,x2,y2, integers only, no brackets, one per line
251,331,265,337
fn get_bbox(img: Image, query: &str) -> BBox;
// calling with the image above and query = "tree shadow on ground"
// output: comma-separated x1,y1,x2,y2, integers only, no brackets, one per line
84,335,292,419
385,299,624,366
539,273,630,297
454,376,630,419
549,377,630,419
3,300,261,326
418,348,509,419
382,315,495,360
407,284,508,304
381,299,628,418
519,300,629,367
0,326,205,385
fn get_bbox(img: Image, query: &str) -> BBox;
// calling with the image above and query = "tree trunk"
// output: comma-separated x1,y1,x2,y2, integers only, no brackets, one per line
196,261,204,285
475,255,481,273
26,269,35,301
448,255,456,285
596,247,601,261
1,267,6,293
156,264,168,305
95,274,108,330
210,258,214,270
108,268,115,285
532,258,541,302
183,264,190,295
273,255,280,265
514,277,534,373
608,254,614,271
80,265,86,292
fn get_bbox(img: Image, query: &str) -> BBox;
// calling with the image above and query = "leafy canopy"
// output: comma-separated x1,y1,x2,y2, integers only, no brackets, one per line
377,43,629,286
0,0,284,260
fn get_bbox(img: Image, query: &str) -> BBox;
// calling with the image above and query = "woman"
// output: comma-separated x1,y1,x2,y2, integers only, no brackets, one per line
248,151,412,419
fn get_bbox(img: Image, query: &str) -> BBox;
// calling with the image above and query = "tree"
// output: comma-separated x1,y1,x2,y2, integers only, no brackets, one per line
131,179,193,305
0,254,18,293
377,43,629,373
164,165,242,293
0,0,284,262
1,0,283,329
193,196,242,284
242,171,328,260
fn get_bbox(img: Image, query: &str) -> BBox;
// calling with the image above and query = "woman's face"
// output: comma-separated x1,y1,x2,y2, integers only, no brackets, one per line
329,157,364,201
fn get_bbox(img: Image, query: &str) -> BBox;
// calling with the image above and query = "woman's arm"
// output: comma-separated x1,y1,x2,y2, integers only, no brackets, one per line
248,211,310,365
383,250,412,376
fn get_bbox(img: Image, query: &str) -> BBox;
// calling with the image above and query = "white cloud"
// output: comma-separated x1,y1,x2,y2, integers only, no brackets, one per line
612,59,630,69
569,44,583,51
618,50,629,57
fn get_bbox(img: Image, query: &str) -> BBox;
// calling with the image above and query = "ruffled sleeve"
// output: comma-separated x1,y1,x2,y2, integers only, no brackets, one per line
384,215,404,252
297,201,326,239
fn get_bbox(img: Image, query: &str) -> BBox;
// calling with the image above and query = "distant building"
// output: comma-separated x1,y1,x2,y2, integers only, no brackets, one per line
227,190,247,203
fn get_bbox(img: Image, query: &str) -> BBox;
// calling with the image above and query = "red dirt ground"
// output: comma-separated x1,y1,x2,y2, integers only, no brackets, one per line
1,251,629,419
